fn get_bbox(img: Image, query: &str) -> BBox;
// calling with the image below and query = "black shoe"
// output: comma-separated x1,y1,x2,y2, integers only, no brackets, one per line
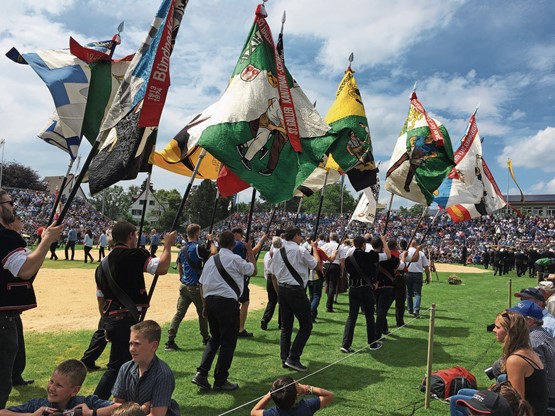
257,147,269,160
282,361,288,369
202,337,211,346
214,381,239,391
12,379,34,386
236,144,247,157
396,321,405,327
326,308,334,313
238,329,253,338
191,372,211,389
369,342,383,351
81,361,101,372
284,359,308,372
258,168,273,176
164,341,180,351
340,346,355,353
260,321,268,330
383,330,391,335
240,157,252,170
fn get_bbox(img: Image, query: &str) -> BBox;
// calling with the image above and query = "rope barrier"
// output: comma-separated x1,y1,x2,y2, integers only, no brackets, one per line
217,303,503,415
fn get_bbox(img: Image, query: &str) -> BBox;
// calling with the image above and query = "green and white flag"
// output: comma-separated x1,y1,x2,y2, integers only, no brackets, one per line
385,91,455,205
179,4,334,203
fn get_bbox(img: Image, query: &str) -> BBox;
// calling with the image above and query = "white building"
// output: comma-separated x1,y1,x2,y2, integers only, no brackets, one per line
129,189,167,225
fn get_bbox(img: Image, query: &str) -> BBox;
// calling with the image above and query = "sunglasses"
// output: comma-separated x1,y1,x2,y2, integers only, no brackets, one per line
1,200,14,206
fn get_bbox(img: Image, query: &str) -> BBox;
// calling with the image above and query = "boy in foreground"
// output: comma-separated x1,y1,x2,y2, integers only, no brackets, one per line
250,376,334,415
0,360,117,416
112,320,179,416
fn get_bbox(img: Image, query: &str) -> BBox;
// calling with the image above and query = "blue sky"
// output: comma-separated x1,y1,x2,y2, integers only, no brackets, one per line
1,0,554,208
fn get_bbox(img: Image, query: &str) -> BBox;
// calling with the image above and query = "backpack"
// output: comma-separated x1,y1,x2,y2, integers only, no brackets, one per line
420,366,477,399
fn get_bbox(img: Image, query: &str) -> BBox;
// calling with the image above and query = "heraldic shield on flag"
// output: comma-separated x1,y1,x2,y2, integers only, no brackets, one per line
434,114,506,222
385,92,455,205
188,4,335,204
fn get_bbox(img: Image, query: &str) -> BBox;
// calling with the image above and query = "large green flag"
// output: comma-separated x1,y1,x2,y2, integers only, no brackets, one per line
186,4,334,203
385,91,455,205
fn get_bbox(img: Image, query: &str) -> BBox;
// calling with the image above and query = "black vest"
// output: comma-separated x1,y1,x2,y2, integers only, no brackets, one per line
0,225,37,311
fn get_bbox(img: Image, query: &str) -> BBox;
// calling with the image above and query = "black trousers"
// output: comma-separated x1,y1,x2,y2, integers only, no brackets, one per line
81,317,107,367
197,296,239,386
341,285,377,348
65,241,75,260
261,276,280,325
11,313,26,384
94,313,135,399
278,285,312,362
393,275,407,326
0,312,19,408
375,288,394,336
324,263,341,311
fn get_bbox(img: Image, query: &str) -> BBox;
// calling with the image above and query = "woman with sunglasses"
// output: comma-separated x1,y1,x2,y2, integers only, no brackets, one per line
493,311,548,416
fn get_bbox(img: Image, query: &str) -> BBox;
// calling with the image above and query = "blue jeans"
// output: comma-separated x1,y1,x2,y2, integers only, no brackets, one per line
405,272,423,313
0,313,19,408
449,388,478,416
307,279,323,320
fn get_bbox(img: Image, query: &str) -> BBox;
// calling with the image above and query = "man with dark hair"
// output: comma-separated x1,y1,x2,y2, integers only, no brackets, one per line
374,239,405,337
65,226,77,261
149,229,161,257
94,220,176,400
393,239,408,327
165,224,216,351
250,376,334,415
0,188,64,408
341,235,390,353
192,230,257,391
231,227,266,338
270,227,320,372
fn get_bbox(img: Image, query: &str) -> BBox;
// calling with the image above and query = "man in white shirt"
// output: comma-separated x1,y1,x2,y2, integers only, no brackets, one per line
401,240,430,319
270,227,320,372
192,230,257,391
321,233,341,313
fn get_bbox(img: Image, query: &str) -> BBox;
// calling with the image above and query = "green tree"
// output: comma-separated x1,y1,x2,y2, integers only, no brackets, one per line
88,185,132,220
300,183,356,214
1,162,46,190
157,181,232,230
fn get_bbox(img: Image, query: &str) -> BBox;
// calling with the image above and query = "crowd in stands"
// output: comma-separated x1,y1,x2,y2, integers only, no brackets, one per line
212,209,555,266
9,188,112,246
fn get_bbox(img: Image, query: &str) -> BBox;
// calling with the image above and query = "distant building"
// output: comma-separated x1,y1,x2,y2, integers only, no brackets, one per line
43,175,87,200
506,194,555,217
129,189,167,225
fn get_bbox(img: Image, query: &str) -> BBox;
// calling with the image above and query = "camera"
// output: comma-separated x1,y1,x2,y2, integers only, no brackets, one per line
486,323,495,332
484,367,495,380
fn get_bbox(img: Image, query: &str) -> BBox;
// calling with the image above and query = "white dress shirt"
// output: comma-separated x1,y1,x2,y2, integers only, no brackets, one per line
270,240,317,287
200,247,254,300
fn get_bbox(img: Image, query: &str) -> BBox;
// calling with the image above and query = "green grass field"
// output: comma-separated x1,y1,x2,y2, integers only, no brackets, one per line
7,260,534,415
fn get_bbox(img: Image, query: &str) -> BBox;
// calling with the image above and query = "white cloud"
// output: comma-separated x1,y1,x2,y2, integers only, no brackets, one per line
498,127,555,172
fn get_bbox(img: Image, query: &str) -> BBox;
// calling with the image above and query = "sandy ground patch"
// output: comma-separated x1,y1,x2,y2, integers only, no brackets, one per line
22,262,485,332
23,268,267,333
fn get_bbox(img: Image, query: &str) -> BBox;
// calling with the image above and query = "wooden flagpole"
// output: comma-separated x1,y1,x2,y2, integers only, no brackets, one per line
140,148,207,321
311,170,330,241
47,157,74,225
208,189,220,234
